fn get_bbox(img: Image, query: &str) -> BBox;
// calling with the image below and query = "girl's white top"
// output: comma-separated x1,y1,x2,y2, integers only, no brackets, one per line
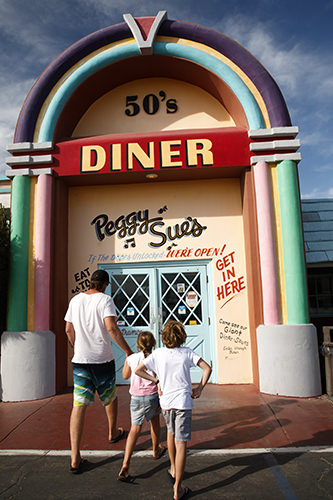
127,351,158,396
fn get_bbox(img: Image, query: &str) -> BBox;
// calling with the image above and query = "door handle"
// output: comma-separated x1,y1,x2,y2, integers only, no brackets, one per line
158,307,163,332
150,310,156,325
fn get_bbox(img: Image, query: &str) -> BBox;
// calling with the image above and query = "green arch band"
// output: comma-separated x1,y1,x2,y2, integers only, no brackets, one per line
277,160,309,324
7,175,30,331
38,41,264,141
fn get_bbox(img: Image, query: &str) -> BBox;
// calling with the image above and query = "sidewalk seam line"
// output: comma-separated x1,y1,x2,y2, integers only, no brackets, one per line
260,393,292,445
0,397,54,445
0,446,332,456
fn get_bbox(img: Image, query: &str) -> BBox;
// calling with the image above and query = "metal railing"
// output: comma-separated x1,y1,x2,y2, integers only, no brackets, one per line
321,326,333,397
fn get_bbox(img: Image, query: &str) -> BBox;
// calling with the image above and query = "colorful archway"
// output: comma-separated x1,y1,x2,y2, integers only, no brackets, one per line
3,12,320,400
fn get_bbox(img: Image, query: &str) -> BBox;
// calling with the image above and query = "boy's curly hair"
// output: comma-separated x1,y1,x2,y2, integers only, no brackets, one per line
136,331,156,357
161,320,186,348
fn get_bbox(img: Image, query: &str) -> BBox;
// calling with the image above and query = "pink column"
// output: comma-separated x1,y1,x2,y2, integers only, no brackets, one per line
34,173,53,331
253,161,281,324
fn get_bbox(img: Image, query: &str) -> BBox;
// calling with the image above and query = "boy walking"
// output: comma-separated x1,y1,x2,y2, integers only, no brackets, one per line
135,320,212,500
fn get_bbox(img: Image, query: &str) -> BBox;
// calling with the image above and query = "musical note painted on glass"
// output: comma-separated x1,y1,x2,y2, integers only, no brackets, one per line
124,238,136,249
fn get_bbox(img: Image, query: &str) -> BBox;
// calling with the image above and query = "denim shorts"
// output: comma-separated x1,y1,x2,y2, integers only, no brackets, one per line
162,409,192,442
130,393,161,426
72,361,116,407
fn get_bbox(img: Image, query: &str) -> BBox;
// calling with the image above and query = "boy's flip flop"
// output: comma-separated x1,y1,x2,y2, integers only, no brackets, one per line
70,458,86,474
117,470,132,482
109,427,125,444
173,487,191,500
167,470,175,485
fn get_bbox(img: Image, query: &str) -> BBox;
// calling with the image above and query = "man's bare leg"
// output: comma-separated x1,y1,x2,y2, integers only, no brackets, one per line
105,397,121,441
70,406,86,468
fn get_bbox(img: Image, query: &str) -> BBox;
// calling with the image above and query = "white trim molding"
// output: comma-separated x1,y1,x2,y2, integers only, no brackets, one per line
248,127,299,138
6,154,54,167
7,142,54,153
251,152,301,165
6,168,54,178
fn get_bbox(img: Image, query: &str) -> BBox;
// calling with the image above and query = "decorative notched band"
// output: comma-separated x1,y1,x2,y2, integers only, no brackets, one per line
7,142,53,153
5,168,54,178
249,126,301,164
6,142,54,174
6,155,54,167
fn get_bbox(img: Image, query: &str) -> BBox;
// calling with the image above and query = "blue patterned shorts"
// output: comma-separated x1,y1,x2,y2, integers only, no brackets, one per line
72,361,116,407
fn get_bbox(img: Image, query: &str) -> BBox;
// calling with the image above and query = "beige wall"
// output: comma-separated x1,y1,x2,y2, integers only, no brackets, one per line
68,178,252,384
73,78,235,137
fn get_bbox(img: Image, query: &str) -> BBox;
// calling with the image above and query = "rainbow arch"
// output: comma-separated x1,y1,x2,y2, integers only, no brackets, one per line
15,17,291,144
8,14,306,336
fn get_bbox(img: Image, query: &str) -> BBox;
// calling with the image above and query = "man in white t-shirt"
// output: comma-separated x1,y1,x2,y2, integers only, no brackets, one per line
65,269,132,473
135,320,212,500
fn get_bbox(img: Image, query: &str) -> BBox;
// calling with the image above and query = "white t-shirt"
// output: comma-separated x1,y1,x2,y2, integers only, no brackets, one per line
143,346,200,410
127,351,157,396
64,292,117,363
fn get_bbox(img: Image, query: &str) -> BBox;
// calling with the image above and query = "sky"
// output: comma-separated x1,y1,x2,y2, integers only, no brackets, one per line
0,0,332,199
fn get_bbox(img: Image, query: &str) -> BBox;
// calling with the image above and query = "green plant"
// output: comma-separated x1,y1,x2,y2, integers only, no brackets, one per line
0,203,9,334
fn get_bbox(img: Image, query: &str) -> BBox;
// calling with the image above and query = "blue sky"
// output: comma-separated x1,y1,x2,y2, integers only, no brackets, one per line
0,0,332,198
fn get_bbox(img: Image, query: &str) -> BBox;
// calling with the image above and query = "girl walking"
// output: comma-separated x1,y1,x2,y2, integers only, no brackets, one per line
118,331,166,481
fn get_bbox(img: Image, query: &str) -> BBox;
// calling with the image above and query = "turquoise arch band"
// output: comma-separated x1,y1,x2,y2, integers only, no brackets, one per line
37,44,141,142
154,42,265,130
37,41,265,141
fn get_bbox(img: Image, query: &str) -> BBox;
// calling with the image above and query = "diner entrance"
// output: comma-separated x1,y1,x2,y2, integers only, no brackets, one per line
102,262,214,383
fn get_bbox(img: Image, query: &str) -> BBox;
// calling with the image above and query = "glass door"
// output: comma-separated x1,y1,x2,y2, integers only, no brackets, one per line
105,267,156,382
103,262,213,383
158,265,210,381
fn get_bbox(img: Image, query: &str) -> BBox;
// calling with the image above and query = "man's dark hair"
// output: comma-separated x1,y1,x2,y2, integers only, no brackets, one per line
89,269,109,291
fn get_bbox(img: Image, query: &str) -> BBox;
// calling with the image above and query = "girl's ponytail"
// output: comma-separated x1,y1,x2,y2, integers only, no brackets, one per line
136,331,156,357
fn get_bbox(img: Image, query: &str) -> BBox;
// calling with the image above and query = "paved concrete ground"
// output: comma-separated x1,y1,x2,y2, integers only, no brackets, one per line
0,450,332,499
0,385,332,499
1,385,333,450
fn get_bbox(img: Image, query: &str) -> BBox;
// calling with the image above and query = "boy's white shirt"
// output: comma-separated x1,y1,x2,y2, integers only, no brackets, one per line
143,346,200,410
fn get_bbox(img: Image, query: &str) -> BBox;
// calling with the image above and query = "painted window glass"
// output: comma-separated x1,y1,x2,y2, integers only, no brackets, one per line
110,273,150,326
160,271,202,325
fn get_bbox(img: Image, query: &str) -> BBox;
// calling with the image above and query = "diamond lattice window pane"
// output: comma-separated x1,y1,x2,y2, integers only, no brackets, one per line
110,273,150,327
161,271,202,326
